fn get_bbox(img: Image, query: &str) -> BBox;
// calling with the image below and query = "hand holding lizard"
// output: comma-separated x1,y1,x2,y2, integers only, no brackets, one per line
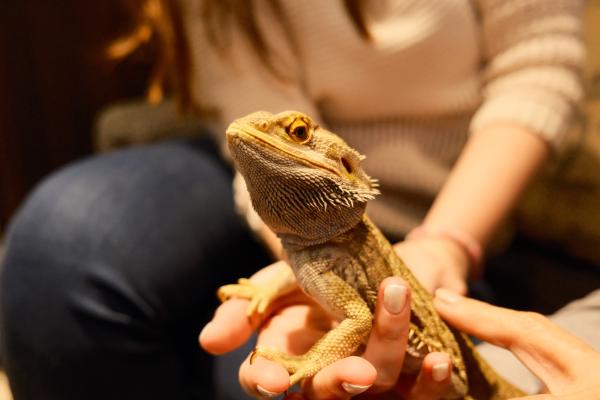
200,262,453,399
201,259,600,399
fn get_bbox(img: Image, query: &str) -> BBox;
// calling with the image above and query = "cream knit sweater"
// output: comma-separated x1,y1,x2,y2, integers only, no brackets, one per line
184,0,585,236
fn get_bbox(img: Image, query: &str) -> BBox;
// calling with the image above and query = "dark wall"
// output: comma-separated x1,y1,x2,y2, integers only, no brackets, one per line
0,1,152,231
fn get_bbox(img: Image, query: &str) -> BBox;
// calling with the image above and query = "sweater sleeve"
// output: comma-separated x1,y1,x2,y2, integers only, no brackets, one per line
470,0,586,150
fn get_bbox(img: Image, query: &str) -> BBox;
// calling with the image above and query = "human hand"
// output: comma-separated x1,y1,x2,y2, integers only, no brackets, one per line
393,236,470,295
200,263,453,399
434,289,600,399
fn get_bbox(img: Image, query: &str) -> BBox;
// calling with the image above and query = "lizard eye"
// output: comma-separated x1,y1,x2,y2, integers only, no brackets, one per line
287,120,312,144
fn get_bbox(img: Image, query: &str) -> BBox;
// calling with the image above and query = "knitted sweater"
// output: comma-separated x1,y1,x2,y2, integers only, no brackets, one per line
184,0,585,236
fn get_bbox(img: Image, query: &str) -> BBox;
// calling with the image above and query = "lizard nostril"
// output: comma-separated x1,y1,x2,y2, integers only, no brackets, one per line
341,157,353,174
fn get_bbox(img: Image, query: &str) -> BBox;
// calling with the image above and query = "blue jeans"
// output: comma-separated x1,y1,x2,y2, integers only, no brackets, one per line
0,138,269,399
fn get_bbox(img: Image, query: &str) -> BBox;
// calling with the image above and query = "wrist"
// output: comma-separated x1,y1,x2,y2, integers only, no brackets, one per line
406,225,484,279
393,235,469,293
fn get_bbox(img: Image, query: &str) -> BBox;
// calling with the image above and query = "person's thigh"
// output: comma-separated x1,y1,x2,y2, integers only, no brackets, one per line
0,139,270,400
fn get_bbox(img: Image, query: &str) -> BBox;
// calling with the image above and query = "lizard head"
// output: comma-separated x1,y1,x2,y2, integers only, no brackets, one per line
226,110,380,244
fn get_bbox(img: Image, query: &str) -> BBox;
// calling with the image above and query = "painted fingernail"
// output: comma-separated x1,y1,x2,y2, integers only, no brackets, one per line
432,363,450,382
384,284,407,314
342,382,372,395
435,288,463,304
256,384,281,398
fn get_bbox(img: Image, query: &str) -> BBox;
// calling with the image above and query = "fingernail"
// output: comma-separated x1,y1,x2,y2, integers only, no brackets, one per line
384,284,407,314
342,382,372,395
256,384,281,398
432,363,450,382
435,288,463,304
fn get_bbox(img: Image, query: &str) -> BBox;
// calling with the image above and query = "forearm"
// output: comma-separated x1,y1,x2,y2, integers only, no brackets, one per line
424,123,550,248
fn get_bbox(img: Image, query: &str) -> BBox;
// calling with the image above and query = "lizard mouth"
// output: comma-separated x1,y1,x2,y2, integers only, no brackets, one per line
227,123,341,177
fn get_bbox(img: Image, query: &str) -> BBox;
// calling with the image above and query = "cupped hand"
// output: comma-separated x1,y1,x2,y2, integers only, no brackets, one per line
394,236,470,295
200,262,453,399
434,289,600,399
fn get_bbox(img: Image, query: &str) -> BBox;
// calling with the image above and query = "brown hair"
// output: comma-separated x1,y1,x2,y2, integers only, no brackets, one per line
109,0,369,114
107,0,194,112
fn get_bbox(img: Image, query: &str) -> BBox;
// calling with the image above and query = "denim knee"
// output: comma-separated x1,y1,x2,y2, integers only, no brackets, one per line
0,141,266,399
2,140,247,327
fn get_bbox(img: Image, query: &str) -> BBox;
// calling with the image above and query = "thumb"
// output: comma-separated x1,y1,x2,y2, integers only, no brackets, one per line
433,289,597,394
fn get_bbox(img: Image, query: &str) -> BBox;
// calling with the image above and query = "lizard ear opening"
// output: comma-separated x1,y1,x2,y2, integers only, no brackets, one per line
341,157,353,174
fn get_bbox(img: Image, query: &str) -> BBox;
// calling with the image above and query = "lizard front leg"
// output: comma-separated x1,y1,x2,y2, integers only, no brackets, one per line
217,261,297,317
252,271,373,386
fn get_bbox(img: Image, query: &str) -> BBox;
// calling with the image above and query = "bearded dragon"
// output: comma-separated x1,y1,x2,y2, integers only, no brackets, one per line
218,110,525,399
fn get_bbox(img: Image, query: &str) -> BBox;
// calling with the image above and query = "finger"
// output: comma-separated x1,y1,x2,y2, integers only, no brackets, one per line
199,298,254,355
434,289,596,393
257,303,331,355
301,356,376,400
410,269,437,293
201,262,298,355
239,357,291,398
405,352,452,400
361,277,410,392
441,273,467,295
239,303,334,398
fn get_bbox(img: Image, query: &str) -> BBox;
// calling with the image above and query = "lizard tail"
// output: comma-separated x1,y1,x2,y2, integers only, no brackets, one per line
453,330,526,399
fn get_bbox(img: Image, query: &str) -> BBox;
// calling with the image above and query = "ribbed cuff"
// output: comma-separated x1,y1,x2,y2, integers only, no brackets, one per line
470,91,574,151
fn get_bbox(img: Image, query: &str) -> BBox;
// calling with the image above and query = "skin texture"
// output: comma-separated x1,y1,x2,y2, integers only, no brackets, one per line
216,111,524,399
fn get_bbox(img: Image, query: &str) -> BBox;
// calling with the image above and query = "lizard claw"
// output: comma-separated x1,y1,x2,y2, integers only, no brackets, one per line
249,346,324,386
249,347,258,365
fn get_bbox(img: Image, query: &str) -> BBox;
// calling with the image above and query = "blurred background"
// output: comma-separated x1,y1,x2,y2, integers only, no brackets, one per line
1,1,600,399
0,3,155,396
0,1,156,233
1,0,599,239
